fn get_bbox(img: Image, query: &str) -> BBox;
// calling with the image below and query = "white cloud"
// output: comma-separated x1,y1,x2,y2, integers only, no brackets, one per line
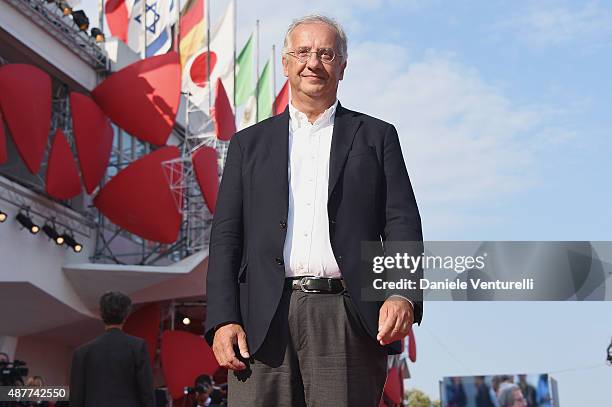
220,1,573,237
496,2,612,47
340,44,570,237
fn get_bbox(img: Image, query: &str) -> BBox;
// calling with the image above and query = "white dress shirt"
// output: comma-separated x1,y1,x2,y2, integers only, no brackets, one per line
281,100,414,309
283,100,341,278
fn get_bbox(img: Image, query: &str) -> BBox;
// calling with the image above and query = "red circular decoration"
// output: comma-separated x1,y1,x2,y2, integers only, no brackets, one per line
190,51,217,87
93,146,182,243
91,52,181,146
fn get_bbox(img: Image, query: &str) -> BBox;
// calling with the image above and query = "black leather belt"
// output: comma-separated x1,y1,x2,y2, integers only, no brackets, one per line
285,276,346,293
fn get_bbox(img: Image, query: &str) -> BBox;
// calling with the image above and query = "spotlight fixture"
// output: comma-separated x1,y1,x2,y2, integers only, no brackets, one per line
0,210,7,223
16,212,40,234
71,10,89,31
91,27,105,43
62,232,83,253
42,223,64,245
182,317,191,326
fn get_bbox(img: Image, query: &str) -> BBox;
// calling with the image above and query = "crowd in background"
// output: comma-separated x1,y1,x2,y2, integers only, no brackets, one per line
445,374,552,407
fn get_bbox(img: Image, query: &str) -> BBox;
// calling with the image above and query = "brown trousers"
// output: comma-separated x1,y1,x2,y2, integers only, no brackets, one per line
228,286,388,407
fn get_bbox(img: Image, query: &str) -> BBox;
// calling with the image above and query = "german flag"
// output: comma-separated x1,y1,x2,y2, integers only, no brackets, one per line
179,0,206,68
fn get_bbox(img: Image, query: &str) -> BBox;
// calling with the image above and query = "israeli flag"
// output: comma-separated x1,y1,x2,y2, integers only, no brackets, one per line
126,0,177,57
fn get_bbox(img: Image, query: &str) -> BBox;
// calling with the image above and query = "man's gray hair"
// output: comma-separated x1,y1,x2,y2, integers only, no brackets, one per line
497,383,520,407
282,15,348,62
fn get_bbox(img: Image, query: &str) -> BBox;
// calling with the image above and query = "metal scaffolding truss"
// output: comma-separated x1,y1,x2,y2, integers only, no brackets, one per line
160,96,230,255
7,0,108,71
3,46,229,266
0,79,89,212
90,95,231,265
91,127,181,266
49,84,73,145
0,175,94,241
162,156,212,256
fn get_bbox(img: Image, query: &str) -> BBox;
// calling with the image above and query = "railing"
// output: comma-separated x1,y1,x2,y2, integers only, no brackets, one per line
6,0,108,71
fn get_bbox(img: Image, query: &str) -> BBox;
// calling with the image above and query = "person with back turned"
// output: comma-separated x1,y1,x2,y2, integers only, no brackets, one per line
69,291,155,407
205,14,423,406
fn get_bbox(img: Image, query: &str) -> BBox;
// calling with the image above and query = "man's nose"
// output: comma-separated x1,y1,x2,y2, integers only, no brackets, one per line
306,52,323,69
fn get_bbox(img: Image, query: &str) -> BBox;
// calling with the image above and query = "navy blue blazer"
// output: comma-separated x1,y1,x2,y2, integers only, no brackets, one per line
204,103,423,355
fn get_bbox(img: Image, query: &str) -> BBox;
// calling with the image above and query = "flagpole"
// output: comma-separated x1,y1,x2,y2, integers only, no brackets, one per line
141,0,147,59
272,44,276,116
255,19,259,123
175,0,181,53
233,0,237,112
206,0,212,112
98,0,104,36
99,0,110,73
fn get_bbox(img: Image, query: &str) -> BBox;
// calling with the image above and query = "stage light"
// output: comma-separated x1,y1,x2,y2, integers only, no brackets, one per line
43,224,64,245
16,212,39,234
71,10,89,31
182,317,191,326
62,232,83,253
0,210,7,222
91,28,105,43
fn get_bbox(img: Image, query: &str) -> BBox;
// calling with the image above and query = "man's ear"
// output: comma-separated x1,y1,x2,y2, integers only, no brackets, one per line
339,60,347,81
282,56,289,77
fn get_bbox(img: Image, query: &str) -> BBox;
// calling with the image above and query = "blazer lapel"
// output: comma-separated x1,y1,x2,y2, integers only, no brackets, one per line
328,102,361,199
268,106,290,220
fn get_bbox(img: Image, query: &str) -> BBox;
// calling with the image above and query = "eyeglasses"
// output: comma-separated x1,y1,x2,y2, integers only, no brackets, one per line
285,47,340,64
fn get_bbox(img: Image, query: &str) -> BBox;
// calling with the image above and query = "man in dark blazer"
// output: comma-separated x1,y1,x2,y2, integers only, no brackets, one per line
205,14,422,406
69,291,155,407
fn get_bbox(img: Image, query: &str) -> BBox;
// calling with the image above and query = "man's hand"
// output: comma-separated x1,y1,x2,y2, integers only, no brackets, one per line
212,323,250,370
377,297,414,346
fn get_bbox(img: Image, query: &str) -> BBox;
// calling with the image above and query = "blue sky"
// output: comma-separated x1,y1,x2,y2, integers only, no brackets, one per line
83,0,612,404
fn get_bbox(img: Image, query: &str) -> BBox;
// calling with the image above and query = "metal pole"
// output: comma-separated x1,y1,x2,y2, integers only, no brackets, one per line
98,0,104,35
233,0,237,111
206,0,211,112
184,83,190,157
170,300,176,330
272,44,276,115
255,19,259,123
175,0,181,53
141,0,147,58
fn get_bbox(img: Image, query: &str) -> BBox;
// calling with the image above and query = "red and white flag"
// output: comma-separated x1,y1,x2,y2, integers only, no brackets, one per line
182,0,234,110
274,79,289,115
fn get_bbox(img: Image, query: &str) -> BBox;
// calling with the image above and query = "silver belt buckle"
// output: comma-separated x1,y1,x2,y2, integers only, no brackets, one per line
299,276,325,293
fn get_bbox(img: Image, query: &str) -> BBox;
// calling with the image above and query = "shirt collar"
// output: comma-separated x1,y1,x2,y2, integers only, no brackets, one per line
289,99,338,132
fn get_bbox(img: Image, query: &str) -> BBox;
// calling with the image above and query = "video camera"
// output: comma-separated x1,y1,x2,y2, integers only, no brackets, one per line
0,359,29,386
183,382,212,396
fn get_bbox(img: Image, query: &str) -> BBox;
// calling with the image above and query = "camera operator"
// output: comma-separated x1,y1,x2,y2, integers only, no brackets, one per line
0,353,27,386
1,352,29,407
183,374,228,407
195,382,213,407
182,380,211,407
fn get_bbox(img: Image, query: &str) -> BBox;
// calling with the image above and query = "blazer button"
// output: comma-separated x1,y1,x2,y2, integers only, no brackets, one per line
279,220,287,230
336,256,343,262
275,257,284,266
330,219,336,224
